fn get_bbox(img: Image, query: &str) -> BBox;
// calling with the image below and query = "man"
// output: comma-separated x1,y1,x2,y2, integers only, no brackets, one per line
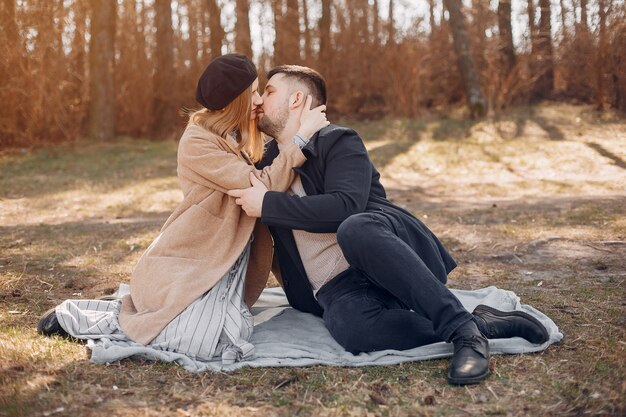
228,65,549,385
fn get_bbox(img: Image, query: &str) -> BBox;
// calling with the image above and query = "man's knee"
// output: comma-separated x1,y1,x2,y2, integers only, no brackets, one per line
336,214,379,251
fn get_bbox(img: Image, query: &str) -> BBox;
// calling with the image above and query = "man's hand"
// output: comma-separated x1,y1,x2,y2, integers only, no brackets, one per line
227,173,268,218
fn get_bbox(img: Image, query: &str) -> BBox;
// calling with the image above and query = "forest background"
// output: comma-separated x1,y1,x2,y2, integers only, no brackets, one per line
0,0,625,147
1,1,626,416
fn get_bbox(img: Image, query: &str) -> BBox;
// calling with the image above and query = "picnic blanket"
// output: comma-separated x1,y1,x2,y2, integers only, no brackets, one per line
86,284,562,372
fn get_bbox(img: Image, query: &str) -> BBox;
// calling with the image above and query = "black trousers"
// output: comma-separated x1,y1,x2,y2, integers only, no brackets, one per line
316,211,473,354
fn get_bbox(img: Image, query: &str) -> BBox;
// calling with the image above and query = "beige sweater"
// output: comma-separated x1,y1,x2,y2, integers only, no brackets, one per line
289,176,349,293
118,124,306,345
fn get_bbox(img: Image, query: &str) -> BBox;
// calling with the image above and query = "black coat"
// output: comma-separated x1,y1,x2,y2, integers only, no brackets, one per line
257,124,456,316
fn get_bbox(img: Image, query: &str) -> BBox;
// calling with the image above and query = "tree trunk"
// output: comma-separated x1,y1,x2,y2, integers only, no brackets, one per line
285,0,301,62
528,0,537,53
428,0,436,35
188,0,202,75
596,0,607,109
387,0,395,45
1,0,19,45
580,0,588,30
498,0,516,73
235,0,253,57
272,0,285,63
372,0,380,45
207,0,224,57
152,0,175,138
88,0,116,141
362,0,370,43
474,0,487,49
70,0,87,83
348,0,368,44
69,0,87,127
318,0,332,73
0,0,22,143
533,0,554,98
302,0,312,61
443,0,487,117
273,0,300,64
559,0,568,40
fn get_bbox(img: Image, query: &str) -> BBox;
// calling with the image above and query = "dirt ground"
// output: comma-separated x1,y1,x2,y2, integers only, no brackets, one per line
0,103,624,416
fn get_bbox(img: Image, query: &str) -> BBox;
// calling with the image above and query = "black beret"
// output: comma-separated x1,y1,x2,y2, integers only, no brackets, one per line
195,53,257,110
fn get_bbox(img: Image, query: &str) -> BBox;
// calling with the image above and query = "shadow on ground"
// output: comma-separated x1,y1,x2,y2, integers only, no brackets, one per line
0,138,177,199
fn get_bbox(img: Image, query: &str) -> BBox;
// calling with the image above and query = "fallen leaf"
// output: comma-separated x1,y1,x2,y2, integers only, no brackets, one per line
369,392,387,405
423,395,436,405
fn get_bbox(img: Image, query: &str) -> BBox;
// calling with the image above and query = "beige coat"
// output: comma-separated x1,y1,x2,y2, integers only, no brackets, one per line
118,124,305,345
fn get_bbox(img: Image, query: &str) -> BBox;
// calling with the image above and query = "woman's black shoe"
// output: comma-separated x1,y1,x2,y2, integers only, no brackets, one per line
37,307,69,338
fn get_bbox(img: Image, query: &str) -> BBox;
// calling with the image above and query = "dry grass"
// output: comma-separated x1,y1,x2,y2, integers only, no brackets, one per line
1,103,625,416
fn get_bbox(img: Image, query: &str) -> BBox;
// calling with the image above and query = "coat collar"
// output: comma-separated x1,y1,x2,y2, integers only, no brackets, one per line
299,124,345,159
301,130,321,158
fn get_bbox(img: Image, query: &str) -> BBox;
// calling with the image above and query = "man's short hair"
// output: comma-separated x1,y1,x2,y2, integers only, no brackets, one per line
267,65,327,107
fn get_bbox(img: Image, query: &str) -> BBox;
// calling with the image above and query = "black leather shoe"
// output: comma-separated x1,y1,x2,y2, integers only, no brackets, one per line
472,304,549,344
447,334,490,385
37,307,69,338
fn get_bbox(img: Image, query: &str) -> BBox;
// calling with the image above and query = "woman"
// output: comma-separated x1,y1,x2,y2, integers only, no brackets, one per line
37,53,329,364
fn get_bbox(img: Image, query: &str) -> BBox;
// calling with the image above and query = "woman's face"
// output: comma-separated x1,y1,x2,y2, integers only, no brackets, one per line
250,78,263,120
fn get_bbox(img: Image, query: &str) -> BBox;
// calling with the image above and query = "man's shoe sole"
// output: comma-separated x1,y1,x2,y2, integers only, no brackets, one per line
473,304,550,344
447,369,490,385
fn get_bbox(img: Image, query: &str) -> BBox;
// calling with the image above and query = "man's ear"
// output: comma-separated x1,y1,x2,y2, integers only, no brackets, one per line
288,91,306,109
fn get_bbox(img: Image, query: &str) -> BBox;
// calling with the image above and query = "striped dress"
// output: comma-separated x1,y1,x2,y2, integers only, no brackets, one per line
55,241,254,364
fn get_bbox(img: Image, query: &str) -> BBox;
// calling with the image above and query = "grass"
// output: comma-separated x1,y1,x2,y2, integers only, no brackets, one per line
1,103,625,416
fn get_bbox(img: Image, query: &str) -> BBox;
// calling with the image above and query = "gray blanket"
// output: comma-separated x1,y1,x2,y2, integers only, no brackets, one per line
87,285,562,372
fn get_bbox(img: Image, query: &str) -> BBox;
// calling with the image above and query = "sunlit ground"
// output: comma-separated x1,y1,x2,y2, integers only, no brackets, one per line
1,103,624,416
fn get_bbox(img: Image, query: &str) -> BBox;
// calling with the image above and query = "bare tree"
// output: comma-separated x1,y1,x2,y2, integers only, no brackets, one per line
273,0,300,64
152,0,175,138
596,0,608,109
559,0,568,39
0,0,19,47
207,0,224,57
88,0,116,141
443,0,487,117
187,0,202,75
372,0,380,45
235,0,252,57
302,0,312,61
0,0,22,144
498,0,516,74
528,0,537,52
318,0,332,73
428,0,436,35
69,0,87,126
387,0,395,45
286,0,301,62
579,0,588,31
533,0,554,98
4,0,626,147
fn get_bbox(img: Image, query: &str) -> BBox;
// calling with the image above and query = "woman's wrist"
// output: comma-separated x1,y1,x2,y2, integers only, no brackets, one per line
293,132,309,149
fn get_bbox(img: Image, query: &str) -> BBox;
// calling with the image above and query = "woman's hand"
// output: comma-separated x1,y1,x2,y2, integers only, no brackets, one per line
297,95,329,140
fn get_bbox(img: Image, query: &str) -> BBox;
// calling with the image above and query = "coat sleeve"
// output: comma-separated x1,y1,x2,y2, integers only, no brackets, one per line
260,130,372,233
177,130,306,193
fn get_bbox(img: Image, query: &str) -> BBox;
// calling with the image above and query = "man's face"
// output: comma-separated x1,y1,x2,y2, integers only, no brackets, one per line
258,73,291,138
